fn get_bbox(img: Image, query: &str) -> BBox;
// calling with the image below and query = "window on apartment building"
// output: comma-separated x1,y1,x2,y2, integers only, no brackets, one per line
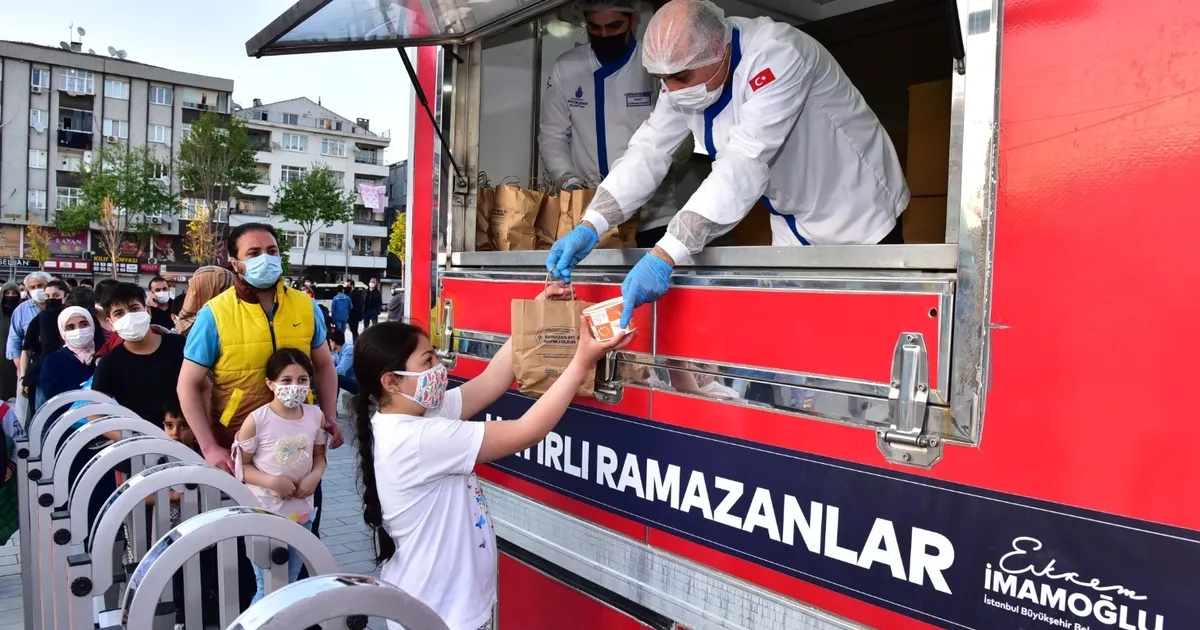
281,133,308,152
149,125,172,144
30,68,50,90
330,171,345,188
102,119,130,139
57,187,83,208
29,109,48,130
281,165,307,186
28,190,47,210
282,113,299,125
104,79,129,99
351,237,375,255
257,110,269,121
59,69,95,94
181,198,209,220
321,139,347,158
29,150,47,170
149,86,173,106
60,155,84,173
319,233,344,251
150,163,169,182
281,231,306,250
319,118,344,131
180,124,192,141
60,108,93,132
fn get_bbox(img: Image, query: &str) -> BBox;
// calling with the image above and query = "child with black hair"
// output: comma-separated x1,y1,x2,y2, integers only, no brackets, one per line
351,284,630,630
233,347,328,603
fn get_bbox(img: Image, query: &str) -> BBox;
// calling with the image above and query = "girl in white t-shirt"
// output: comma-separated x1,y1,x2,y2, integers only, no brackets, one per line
351,284,630,630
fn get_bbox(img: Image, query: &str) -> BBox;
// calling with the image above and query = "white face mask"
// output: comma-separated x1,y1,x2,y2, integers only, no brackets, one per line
664,53,729,111
113,311,151,341
30,288,46,304
63,327,93,349
273,383,310,408
153,291,171,304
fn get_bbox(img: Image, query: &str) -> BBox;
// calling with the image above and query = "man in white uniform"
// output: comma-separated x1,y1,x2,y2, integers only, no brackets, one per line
546,0,909,327
538,0,676,247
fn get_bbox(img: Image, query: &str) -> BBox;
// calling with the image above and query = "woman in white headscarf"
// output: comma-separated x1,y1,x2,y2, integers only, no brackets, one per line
39,306,98,401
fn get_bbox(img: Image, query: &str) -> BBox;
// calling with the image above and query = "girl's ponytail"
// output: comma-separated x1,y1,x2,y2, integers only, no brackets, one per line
353,392,395,565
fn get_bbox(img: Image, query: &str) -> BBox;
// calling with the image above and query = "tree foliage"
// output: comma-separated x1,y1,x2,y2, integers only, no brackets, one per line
183,205,219,265
177,112,259,213
54,143,176,278
271,164,355,267
24,225,53,270
387,211,406,264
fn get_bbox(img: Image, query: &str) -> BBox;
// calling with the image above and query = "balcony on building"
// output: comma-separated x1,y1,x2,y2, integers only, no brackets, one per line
354,149,382,166
248,129,273,153
58,107,94,151
233,196,270,218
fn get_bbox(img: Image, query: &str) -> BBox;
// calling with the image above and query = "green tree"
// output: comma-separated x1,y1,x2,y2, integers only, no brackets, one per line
178,111,258,236
24,225,53,271
54,143,176,278
271,164,354,268
387,210,406,265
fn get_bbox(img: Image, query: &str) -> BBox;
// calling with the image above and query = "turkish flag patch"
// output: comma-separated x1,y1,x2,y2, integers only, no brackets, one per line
749,68,776,92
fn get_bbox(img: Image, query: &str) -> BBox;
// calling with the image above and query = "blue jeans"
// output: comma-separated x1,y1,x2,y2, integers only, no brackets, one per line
337,374,359,395
251,518,313,604
333,320,347,333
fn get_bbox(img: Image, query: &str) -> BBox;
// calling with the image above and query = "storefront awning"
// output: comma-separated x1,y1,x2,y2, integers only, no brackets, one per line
246,0,573,57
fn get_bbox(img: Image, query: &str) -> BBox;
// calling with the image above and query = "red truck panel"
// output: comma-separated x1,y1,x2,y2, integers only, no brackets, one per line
499,554,645,630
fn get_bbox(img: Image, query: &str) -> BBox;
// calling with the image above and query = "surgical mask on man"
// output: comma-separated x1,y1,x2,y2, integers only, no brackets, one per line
153,291,171,304
664,52,729,111
240,254,283,289
113,311,151,341
30,288,46,304
589,32,630,64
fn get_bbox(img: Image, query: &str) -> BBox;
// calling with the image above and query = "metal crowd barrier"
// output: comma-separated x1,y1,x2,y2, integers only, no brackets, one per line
228,574,451,630
12,390,450,629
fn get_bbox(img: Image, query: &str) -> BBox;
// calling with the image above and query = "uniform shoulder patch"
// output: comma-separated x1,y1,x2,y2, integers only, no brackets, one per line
749,68,776,92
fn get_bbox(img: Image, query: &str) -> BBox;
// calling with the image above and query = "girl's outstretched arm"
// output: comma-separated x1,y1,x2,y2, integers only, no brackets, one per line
458,283,572,419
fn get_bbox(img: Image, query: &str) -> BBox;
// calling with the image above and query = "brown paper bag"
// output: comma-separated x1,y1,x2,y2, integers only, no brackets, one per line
511,294,595,397
556,188,640,249
534,190,561,250
476,185,496,251
491,184,541,251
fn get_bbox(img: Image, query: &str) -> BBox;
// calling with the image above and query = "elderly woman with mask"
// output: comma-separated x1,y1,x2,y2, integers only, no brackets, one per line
38,306,98,401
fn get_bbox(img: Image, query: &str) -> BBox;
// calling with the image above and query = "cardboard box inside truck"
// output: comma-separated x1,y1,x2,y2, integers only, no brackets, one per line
903,79,952,243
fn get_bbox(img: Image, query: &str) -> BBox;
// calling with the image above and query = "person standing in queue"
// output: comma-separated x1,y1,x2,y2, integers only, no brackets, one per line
91,284,186,426
363,279,383,329
347,280,365,341
538,0,678,247
147,276,175,330
20,279,69,411
386,284,405,322
7,272,51,372
0,282,22,401
547,0,909,327
177,223,344,474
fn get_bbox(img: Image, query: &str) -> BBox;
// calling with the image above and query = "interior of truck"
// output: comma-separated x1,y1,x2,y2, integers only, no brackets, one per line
468,0,962,254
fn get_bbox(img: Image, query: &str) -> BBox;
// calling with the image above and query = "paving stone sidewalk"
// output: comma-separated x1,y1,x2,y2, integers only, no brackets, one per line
0,416,390,630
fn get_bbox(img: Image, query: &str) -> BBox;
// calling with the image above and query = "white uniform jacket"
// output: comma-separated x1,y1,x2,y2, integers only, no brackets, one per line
539,37,677,231
585,17,909,261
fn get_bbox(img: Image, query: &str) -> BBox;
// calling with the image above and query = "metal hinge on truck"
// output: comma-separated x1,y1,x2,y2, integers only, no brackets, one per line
877,332,943,468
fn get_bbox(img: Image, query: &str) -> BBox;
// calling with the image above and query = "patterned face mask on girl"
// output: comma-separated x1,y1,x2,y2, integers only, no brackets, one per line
273,383,310,408
393,363,449,409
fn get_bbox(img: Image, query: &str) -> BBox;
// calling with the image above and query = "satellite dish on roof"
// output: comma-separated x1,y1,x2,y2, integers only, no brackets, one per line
59,41,71,50
108,45,117,56
116,50,127,59
77,27,86,36
88,48,95,54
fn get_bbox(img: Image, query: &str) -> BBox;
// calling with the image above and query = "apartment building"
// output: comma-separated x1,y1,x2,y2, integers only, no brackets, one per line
0,40,234,279
384,158,407,276
231,97,391,281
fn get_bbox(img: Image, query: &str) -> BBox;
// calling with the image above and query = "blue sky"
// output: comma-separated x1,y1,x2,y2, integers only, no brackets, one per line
0,0,414,162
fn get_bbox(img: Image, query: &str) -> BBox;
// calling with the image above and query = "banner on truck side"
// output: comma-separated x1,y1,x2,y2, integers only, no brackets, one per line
476,391,1193,630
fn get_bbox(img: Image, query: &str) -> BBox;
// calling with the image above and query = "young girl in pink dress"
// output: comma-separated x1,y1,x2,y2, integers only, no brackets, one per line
232,347,328,603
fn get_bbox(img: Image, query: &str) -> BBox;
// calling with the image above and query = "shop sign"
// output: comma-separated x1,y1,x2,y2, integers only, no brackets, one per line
93,254,140,275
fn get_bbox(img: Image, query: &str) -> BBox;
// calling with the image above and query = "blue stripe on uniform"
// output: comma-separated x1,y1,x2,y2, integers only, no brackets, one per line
593,37,638,178
702,28,809,246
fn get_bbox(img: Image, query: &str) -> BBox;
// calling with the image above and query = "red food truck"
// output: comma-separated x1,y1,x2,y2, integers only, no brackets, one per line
247,0,1199,628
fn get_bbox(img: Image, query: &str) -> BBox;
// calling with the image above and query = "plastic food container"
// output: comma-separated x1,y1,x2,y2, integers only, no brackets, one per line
583,297,626,342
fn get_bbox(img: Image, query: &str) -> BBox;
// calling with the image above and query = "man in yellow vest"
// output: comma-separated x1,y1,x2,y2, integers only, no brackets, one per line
177,223,345,476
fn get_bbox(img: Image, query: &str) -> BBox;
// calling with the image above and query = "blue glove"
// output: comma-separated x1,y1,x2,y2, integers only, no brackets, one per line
546,224,600,283
565,183,584,191
619,253,673,328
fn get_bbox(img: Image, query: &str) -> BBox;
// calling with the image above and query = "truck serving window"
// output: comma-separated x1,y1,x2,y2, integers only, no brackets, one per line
448,0,978,273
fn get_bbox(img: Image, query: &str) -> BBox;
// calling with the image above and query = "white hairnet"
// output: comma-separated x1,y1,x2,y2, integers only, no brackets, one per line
642,0,729,75
578,0,638,13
